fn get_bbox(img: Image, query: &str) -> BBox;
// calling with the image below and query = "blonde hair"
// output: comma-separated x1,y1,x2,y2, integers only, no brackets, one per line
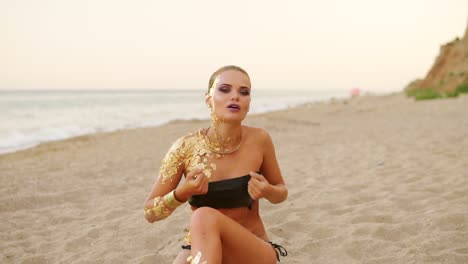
207,65,250,93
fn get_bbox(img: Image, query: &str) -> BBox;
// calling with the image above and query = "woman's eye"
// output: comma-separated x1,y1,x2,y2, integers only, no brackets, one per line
218,87,230,93
241,90,250,96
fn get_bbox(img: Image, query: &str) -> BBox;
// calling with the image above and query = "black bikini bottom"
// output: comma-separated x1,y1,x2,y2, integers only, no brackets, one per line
181,241,287,262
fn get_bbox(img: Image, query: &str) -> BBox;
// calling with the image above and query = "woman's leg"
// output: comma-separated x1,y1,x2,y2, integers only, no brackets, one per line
189,207,277,264
173,250,191,264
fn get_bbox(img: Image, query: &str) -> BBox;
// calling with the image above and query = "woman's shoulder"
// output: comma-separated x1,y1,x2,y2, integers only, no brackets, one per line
169,127,271,146
178,128,203,140
167,128,205,150
243,125,271,141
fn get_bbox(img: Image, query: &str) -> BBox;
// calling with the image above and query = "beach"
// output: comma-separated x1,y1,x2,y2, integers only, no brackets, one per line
1,93,467,263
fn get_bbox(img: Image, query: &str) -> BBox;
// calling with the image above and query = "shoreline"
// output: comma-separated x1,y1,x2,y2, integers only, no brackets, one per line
2,92,467,263
0,91,359,157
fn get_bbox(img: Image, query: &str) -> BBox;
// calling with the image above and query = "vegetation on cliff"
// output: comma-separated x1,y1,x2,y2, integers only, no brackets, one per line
406,22,468,100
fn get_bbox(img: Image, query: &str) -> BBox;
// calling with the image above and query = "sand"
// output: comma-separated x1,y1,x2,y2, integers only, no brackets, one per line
1,93,467,264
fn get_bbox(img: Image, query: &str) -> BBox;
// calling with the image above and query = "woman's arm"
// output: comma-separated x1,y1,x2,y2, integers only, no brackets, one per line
143,171,184,223
143,137,186,223
144,135,211,223
248,129,288,204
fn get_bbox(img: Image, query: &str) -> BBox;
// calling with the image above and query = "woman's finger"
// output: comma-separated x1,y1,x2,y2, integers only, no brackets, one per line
250,172,267,183
201,182,209,194
248,180,254,188
202,176,210,192
249,178,260,189
247,188,254,198
248,185,258,199
249,171,259,177
249,189,258,200
194,171,206,184
187,165,203,180
201,174,209,186
248,178,255,185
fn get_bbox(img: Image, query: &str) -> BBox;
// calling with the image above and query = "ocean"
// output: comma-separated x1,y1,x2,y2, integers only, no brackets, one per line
0,89,348,154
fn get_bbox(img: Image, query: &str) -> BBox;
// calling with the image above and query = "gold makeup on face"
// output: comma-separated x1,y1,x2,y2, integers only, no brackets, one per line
159,69,249,185
207,71,249,153
210,84,251,120
207,98,242,155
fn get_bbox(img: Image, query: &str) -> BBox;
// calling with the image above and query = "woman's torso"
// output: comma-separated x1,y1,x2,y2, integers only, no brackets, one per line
184,126,269,240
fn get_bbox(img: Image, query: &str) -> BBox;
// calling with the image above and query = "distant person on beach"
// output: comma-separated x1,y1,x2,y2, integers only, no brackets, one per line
143,65,288,264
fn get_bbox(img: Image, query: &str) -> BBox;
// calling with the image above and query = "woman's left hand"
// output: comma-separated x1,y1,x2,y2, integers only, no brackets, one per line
248,172,272,200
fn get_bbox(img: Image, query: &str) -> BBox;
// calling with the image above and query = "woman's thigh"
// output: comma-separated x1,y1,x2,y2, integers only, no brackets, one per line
191,207,277,264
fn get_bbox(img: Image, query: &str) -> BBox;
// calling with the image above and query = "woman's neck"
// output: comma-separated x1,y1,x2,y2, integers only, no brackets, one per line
207,121,242,148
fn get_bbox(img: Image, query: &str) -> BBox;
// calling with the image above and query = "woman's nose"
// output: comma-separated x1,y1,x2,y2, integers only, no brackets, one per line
231,92,240,101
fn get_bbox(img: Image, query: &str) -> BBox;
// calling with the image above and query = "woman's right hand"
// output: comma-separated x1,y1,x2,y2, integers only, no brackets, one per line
175,165,209,202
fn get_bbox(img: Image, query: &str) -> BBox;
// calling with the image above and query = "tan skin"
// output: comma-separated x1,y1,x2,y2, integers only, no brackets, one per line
144,70,288,264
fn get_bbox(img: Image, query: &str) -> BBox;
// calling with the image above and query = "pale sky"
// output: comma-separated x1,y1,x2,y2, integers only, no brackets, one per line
1,0,467,91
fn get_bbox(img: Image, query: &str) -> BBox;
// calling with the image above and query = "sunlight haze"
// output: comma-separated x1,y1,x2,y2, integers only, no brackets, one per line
1,0,467,91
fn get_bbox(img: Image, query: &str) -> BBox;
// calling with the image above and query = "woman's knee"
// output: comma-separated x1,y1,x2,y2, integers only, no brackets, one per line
190,207,220,230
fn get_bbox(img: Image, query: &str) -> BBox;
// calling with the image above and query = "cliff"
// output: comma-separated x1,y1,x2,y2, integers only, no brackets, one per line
406,22,468,92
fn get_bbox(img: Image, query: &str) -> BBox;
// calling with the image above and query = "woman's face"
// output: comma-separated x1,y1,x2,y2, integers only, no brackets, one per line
206,70,251,123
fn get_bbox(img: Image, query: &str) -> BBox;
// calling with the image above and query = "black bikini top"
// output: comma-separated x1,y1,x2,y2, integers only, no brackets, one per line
189,175,253,209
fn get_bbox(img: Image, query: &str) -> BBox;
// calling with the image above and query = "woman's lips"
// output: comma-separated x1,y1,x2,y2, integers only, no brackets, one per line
227,104,240,112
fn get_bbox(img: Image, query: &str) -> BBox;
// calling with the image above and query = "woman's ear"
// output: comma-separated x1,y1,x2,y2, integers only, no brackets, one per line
205,93,212,108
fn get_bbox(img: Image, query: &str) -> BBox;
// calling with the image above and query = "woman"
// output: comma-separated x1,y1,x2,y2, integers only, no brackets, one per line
144,65,288,264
